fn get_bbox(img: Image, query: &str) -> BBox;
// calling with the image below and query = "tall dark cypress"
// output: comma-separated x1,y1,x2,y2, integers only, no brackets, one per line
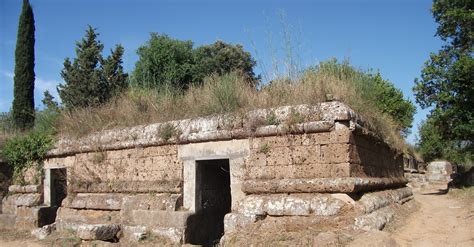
12,0,35,130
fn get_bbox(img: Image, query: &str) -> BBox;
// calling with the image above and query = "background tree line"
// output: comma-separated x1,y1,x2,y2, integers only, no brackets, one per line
414,0,473,166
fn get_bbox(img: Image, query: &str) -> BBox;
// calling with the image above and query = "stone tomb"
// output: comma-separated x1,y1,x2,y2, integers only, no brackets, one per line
0,101,412,245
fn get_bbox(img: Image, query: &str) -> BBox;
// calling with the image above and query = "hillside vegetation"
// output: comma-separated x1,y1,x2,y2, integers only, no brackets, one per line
57,59,414,152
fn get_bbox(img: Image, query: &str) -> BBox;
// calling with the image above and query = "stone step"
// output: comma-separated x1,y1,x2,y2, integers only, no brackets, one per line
0,214,16,229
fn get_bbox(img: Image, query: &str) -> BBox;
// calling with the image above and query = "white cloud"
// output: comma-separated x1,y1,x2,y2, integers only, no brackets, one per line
35,77,62,103
1,70,14,79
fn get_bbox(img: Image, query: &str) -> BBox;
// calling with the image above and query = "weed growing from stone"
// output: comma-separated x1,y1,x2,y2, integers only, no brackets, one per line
160,123,177,141
259,143,271,154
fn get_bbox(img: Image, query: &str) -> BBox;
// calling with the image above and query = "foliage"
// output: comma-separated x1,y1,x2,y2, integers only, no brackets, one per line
101,45,129,99
34,108,59,135
259,143,271,154
57,60,411,152
1,131,53,182
193,40,258,84
41,90,59,111
131,34,195,90
371,73,417,136
12,0,35,130
131,34,258,90
417,118,444,162
159,123,178,141
58,26,128,108
413,0,473,163
314,60,416,135
266,111,280,125
203,73,243,113
0,112,15,134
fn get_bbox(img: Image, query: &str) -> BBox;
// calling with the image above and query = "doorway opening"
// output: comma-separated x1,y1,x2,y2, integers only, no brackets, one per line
186,159,231,246
50,168,67,207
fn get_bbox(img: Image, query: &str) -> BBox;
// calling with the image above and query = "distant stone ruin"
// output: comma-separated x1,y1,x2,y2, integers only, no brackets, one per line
0,101,413,245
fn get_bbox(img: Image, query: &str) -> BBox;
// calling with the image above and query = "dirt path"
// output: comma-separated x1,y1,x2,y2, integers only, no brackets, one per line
390,184,474,247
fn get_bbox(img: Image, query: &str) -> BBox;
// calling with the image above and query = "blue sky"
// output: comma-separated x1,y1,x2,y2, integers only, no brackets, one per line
0,0,442,143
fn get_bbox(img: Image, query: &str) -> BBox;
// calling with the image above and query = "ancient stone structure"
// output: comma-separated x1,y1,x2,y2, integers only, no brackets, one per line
426,160,455,182
0,101,412,245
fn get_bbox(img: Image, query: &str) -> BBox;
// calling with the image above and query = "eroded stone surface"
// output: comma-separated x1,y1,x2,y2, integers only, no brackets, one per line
238,194,347,216
224,213,258,232
354,207,395,231
122,225,147,242
2,193,42,214
9,185,41,194
243,177,408,194
56,207,120,231
356,187,413,214
151,227,184,243
31,223,56,240
76,224,120,240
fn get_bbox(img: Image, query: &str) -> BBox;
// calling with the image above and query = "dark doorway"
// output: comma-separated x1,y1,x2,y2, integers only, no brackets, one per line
51,168,67,207
186,159,231,246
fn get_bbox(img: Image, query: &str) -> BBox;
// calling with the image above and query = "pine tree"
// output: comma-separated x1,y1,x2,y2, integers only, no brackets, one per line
58,26,104,108
58,26,127,108
41,90,59,111
12,0,35,130
101,45,128,99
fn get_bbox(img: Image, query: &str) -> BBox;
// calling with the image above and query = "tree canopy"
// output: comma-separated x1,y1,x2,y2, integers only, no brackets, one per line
58,26,128,108
12,0,35,130
131,34,258,90
413,0,473,163
193,40,258,84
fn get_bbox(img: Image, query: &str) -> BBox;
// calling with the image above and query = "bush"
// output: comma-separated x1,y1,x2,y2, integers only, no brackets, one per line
130,34,258,90
1,131,53,183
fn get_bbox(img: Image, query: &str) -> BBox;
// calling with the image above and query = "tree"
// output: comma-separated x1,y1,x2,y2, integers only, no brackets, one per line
102,45,128,99
41,90,58,111
413,0,473,163
131,34,195,90
193,40,258,84
417,118,444,162
131,34,258,90
371,73,416,136
58,26,127,108
12,0,35,130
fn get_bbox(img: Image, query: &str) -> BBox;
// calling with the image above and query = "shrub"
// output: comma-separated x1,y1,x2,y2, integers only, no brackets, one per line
131,34,258,90
1,131,53,183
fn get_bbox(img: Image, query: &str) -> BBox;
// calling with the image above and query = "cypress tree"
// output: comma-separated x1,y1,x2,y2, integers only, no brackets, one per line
12,0,35,130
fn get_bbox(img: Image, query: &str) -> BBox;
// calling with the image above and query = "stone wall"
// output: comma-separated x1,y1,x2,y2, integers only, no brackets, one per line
242,128,405,194
9,101,410,244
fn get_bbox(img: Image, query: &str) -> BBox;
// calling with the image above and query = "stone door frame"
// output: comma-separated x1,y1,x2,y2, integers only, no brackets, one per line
178,139,249,212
